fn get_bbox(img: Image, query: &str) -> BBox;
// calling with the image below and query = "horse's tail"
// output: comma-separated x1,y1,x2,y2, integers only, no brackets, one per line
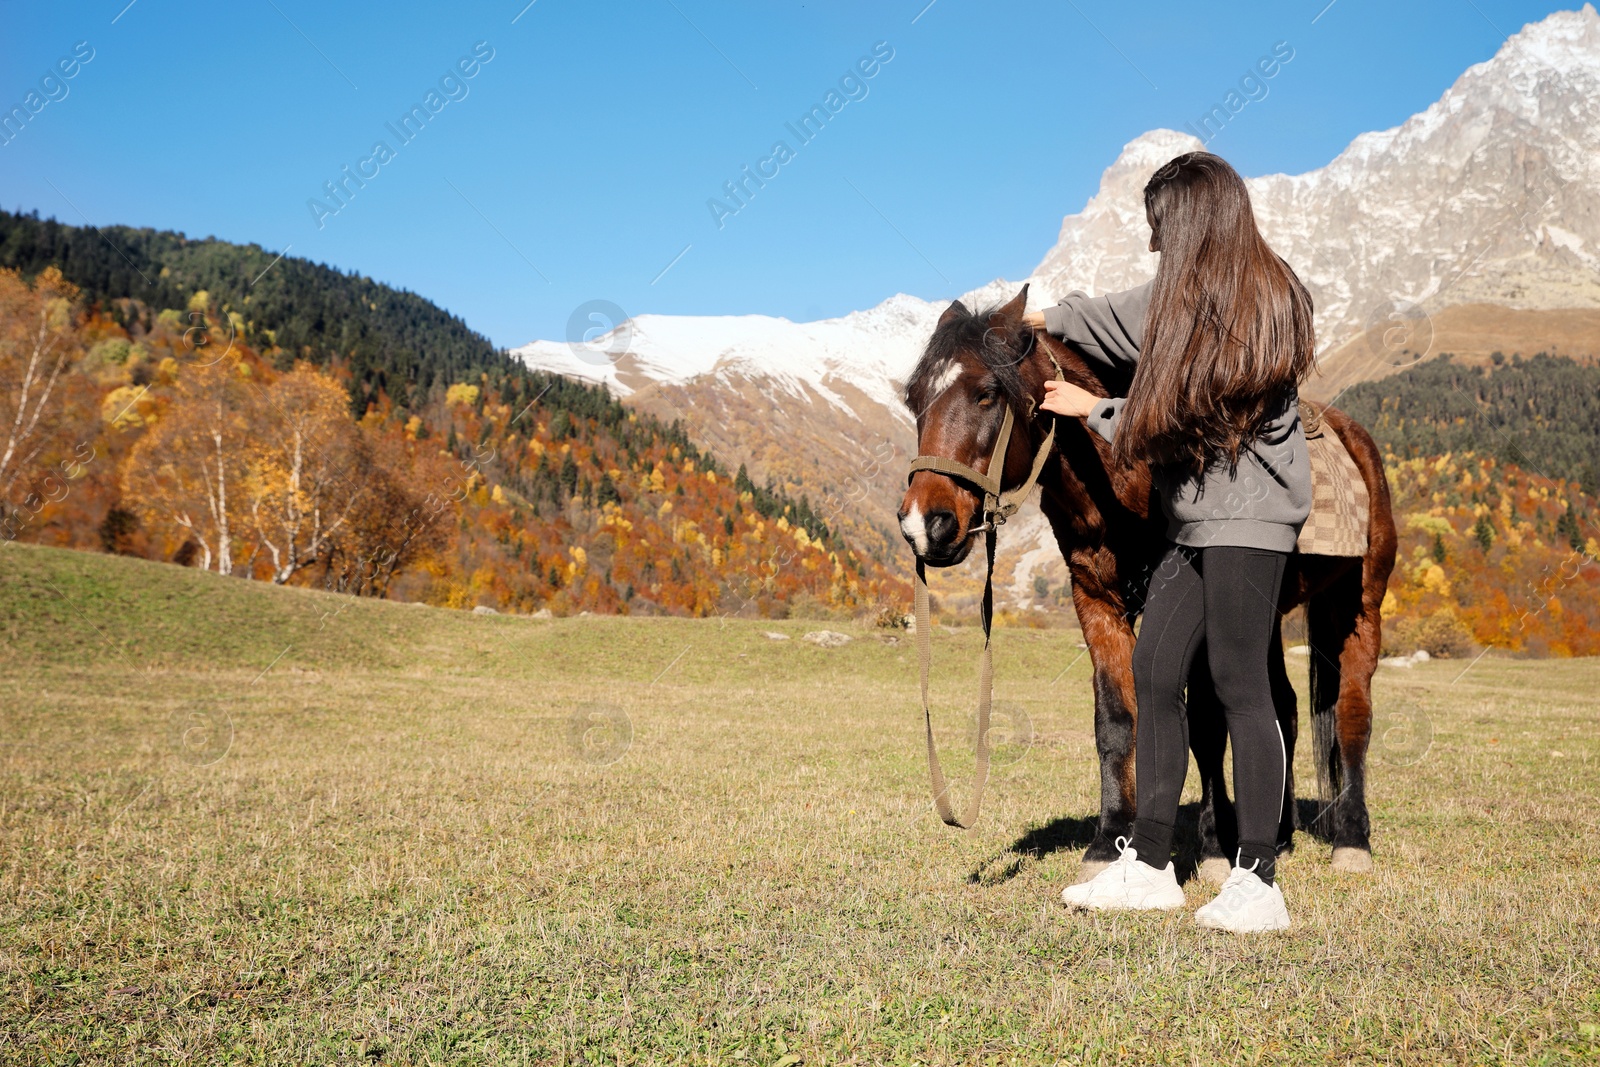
1308,405,1399,808
1305,565,1359,805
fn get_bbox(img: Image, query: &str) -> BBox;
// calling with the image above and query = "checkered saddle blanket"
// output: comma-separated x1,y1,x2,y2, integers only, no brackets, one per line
1296,400,1370,557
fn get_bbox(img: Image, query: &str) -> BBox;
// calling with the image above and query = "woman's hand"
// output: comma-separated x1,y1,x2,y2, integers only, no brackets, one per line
1021,310,1046,329
1039,379,1100,418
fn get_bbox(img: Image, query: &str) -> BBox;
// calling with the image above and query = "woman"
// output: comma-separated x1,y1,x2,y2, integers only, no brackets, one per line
1027,152,1314,933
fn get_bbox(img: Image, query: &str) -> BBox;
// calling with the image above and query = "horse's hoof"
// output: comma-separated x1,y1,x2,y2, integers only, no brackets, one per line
1331,847,1374,873
1198,857,1232,886
1075,859,1111,884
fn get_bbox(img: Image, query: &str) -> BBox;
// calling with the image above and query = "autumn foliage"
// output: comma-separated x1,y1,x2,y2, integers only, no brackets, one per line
1379,450,1600,657
0,269,909,619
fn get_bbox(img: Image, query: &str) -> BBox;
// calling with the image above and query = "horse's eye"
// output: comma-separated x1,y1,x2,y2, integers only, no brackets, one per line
976,389,1000,407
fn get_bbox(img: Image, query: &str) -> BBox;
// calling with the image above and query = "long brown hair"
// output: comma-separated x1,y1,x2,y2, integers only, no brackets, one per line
1112,152,1315,477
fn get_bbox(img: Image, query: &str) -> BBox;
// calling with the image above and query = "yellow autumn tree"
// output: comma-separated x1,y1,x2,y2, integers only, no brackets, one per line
244,365,363,583
0,267,83,504
122,357,253,573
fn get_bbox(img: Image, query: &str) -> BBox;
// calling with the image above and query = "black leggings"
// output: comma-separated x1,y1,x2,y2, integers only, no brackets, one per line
1128,543,1288,882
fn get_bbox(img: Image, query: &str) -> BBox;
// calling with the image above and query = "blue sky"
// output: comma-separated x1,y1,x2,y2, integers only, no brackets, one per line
0,0,1576,348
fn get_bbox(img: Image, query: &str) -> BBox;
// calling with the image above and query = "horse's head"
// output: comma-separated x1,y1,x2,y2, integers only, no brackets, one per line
898,285,1051,568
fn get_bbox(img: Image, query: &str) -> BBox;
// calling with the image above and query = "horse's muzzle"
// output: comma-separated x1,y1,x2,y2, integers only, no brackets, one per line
898,504,976,567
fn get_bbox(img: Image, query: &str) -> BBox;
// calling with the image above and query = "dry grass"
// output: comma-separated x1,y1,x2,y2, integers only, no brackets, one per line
1,543,1597,1064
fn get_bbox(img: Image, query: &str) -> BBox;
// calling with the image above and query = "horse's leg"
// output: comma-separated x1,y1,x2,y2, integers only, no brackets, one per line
1307,564,1376,872
1267,612,1300,853
1186,653,1234,886
1331,587,1381,871
1071,585,1138,877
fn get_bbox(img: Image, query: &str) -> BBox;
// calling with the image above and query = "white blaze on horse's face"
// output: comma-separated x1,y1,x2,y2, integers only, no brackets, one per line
923,359,963,411
899,502,930,557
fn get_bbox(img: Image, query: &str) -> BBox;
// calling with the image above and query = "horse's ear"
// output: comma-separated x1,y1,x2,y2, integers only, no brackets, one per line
938,300,969,327
988,283,1030,326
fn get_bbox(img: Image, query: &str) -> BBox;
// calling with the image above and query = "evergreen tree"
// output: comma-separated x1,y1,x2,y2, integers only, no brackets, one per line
1557,502,1584,551
1473,515,1495,551
558,453,579,499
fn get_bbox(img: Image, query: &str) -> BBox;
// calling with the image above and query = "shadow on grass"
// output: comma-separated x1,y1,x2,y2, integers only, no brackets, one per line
970,794,1335,887
971,801,1254,887
967,814,1099,886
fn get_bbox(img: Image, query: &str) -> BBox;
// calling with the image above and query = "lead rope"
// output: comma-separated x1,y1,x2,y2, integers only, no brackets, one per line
915,522,997,828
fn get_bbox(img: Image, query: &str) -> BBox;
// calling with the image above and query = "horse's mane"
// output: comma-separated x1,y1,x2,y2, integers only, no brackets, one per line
902,302,1036,420
903,301,1115,420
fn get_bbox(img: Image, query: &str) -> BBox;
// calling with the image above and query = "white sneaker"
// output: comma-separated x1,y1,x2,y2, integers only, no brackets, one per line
1194,860,1291,933
1062,837,1184,912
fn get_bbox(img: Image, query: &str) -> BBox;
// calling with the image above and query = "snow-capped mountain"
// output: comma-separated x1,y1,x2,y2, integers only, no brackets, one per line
515,5,1600,609
517,291,943,423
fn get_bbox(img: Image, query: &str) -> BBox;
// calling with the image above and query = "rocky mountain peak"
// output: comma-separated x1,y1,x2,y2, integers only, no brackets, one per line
1028,6,1600,355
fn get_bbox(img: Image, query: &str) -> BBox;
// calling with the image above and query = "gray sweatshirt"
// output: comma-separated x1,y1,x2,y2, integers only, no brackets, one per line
1041,279,1312,553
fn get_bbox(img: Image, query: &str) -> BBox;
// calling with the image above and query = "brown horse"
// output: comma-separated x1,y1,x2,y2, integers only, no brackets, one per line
898,285,1398,879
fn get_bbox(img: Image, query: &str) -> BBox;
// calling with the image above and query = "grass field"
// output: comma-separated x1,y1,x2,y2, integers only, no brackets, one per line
2,542,1598,1065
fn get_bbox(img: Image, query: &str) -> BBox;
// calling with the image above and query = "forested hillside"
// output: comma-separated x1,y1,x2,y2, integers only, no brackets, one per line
1339,352,1600,657
0,213,908,618
1339,352,1600,493
0,208,500,413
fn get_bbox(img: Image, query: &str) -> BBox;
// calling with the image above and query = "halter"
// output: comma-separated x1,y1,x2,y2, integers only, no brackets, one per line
903,343,1067,829
905,349,1067,533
